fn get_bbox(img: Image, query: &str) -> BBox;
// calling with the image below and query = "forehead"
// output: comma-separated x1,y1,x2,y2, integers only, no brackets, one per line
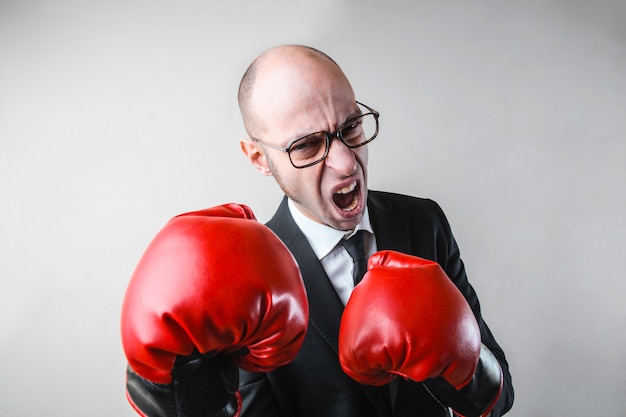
251,55,358,141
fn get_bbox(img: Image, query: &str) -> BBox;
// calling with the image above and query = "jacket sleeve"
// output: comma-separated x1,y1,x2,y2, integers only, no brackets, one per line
238,369,280,417
125,353,242,417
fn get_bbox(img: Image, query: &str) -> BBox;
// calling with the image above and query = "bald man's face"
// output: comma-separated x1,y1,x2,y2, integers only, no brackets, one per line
242,50,369,231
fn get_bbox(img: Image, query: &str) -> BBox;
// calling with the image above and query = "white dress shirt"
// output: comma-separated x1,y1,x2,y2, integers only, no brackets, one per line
288,199,377,305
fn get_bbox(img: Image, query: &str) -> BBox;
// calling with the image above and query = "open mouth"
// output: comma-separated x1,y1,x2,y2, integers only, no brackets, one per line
333,181,359,211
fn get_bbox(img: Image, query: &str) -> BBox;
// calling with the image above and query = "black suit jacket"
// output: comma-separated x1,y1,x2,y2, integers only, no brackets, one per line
239,191,514,417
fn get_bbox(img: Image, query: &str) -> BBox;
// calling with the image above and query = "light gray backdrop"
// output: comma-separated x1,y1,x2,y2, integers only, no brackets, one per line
1,1,624,416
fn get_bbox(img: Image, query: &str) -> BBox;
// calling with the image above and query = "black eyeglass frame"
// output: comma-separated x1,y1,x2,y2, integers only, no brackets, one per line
251,101,380,169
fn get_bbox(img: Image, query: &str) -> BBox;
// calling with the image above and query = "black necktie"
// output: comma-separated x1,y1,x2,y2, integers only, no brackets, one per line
341,230,368,286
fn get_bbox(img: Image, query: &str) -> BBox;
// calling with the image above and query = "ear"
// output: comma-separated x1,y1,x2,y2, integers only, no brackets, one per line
240,139,272,176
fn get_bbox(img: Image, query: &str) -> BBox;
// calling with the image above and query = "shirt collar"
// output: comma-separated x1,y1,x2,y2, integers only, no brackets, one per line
288,198,373,260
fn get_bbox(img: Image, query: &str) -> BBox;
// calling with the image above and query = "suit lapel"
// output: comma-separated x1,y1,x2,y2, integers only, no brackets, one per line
267,196,395,417
266,197,344,353
367,191,412,411
368,191,411,254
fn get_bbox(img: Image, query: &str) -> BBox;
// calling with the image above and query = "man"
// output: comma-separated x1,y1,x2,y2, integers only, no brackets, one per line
238,45,513,416
121,45,514,417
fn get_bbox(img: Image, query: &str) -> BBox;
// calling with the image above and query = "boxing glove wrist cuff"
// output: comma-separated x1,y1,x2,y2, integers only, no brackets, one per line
423,344,503,417
126,352,241,417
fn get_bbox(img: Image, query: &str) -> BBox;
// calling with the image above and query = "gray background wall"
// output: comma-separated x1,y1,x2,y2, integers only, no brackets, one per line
1,1,624,416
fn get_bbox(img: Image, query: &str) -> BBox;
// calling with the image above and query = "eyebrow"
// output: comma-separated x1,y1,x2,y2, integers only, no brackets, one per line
344,102,364,121
283,104,363,146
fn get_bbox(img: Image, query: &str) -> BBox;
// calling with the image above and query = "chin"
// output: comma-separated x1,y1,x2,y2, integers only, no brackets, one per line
330,211,364,231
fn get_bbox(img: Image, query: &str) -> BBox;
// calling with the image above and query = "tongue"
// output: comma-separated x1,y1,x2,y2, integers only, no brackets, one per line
333,190,355,209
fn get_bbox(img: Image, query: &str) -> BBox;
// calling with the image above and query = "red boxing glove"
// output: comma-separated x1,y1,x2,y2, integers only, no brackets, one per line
338,250,480,389
121,203,308,416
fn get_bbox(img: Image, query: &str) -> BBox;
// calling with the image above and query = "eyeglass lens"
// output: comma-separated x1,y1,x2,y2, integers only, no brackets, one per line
289,113,378,167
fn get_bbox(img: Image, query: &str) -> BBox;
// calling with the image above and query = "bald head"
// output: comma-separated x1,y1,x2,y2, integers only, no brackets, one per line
238,45,352,138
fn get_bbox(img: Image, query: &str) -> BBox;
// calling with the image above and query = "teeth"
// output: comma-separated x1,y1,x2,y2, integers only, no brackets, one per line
336,182,357,195
343,195,358,211
334,182,359,211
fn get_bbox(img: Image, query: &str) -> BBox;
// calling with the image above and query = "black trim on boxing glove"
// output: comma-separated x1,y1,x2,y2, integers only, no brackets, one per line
127,366,177,417
126,351,241,417
423,344,503,417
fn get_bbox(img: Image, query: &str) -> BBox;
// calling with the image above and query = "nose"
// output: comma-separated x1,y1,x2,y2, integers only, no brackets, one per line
324,136,357,175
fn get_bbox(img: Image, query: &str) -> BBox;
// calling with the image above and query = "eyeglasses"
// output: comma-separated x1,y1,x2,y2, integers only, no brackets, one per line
251,101,379,169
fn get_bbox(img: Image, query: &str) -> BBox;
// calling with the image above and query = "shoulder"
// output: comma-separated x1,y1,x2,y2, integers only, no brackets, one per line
368,189,455,240
368,190,445,218
367,190,459,265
